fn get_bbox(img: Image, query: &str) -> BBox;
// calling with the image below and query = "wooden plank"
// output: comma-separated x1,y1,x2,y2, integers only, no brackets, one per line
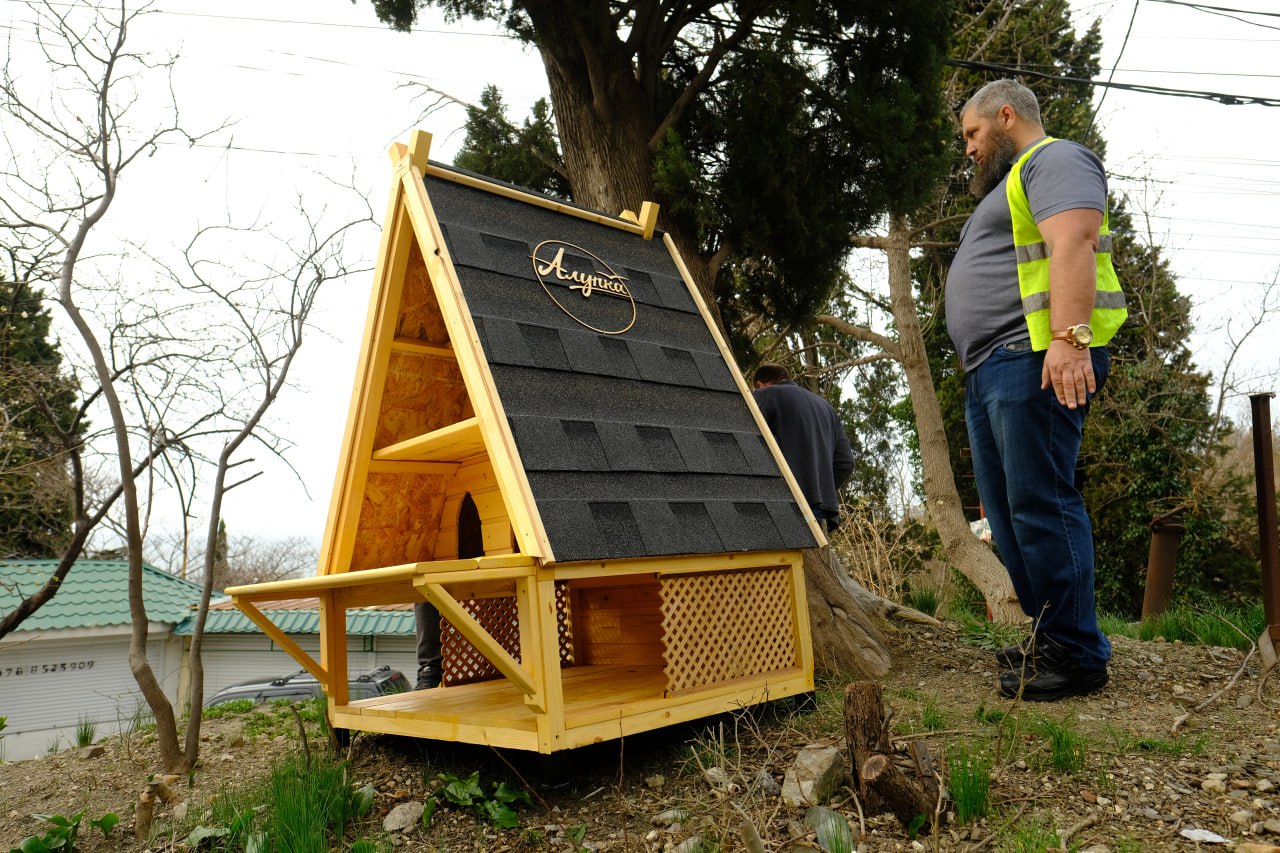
789,554,816,677
638,201,659,240
662,231,828,547
530,577,567,752
400,162,553,560
417,580,539,701
562,674,811,750
330,708,538,751
320,593,349,706
408,129,431,172
425,163,646,238
232,599,328,684
566,668,808,730
318,186,416,576
227,556,535,601
550,551,795,581
389,336,454,359
367,459,460,477
372,417,485,463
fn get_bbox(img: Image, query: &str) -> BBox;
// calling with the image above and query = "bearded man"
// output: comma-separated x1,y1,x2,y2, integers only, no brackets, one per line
946,79,1127,701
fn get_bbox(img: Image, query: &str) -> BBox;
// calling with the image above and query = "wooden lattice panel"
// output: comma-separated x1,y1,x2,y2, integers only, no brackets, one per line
660,568,797,693
441,585,574,687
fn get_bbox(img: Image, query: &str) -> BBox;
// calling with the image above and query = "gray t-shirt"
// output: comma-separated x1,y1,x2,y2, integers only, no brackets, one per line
945,138,1109,371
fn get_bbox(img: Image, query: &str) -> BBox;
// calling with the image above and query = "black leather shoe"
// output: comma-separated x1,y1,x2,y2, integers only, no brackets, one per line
994,640,1032,669
415,668,442,690
999,665,1107,701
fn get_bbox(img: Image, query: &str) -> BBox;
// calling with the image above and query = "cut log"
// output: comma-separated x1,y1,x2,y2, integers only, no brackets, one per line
862,753,935,831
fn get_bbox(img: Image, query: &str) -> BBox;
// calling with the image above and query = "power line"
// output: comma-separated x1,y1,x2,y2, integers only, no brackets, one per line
1147,0,1280,32
945,58,1280,106
1088,0,1140,136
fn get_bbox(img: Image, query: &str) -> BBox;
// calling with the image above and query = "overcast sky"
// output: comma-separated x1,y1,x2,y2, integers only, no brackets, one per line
8,0,1279,551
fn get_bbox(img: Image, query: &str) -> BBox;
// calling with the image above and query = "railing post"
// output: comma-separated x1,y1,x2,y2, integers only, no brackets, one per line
1250,392,1279,629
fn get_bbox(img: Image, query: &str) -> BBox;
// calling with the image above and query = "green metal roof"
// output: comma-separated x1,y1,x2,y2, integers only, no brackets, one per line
0,559,204,632
178,608,414,636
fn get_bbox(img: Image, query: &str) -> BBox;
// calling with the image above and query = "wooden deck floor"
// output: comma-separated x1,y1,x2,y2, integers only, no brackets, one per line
331,663,809,751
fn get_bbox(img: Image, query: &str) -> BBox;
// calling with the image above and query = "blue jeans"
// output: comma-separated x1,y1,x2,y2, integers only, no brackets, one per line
965,341,1111,671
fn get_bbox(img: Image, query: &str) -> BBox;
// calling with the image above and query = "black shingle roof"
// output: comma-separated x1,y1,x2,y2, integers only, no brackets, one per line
426,167,819,562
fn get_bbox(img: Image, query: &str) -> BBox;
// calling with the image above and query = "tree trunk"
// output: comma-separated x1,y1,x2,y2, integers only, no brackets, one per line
532,8,720,320
883,217,1022,622
804,548,892,677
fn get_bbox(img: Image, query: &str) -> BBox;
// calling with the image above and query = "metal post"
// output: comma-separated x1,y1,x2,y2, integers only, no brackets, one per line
1250,393,1280,628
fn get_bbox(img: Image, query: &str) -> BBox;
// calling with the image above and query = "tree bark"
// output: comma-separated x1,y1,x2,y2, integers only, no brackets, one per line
881,216,1022,622
804,548,891,677
843,681,890,812
861,754,936,831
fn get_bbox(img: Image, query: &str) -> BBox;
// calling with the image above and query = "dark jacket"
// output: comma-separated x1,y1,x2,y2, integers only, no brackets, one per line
752,381,854,517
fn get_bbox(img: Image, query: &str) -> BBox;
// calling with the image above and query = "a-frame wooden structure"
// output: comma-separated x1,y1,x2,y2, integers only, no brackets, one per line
225,131,823,753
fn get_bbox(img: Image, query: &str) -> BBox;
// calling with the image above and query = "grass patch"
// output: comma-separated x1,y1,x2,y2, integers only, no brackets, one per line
75,714,97,748
1037,717,1086,774
921,700,946,732
1101,603,1264,650
997,813,1062,852
240,698,328,740
974,704,1007,726
1108,728,1207,757
187,752,375,850
947,740,992,824
903,585,940,617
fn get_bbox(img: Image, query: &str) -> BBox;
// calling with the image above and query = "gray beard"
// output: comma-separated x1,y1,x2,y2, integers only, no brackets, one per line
970,132,1019,199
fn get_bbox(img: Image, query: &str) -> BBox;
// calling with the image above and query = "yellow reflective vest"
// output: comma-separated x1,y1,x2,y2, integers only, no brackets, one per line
1006,137,1127,350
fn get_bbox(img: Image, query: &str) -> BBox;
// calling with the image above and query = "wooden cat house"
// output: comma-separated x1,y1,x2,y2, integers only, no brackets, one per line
225,131,822,753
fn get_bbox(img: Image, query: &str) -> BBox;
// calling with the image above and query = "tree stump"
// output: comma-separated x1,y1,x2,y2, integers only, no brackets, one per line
862,753,935,830
843,680,939,831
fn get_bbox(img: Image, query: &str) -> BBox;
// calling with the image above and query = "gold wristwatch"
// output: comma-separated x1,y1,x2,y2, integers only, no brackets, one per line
1051,323,1094,350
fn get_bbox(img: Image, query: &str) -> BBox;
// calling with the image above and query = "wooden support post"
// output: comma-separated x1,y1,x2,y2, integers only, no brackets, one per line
320,592,349,706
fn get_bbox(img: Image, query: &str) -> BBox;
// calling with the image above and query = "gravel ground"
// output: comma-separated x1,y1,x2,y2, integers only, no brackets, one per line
2,619,1278,851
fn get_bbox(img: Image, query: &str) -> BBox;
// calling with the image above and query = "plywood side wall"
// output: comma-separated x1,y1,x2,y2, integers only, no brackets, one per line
350,472,449,570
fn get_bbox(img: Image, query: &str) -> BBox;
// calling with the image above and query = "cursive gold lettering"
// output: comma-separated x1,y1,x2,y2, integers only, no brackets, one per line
534,246,630,300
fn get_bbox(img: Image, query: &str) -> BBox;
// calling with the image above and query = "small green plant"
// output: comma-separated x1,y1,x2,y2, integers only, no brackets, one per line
74,715,97,748
997,813,1061,852
425,771,534,829
1039,717,1086,774
956,616,1025,654
203,698,256,719
921,699,946,731
946,569,986,619
8,810,119,853
974,703,1006,725
903,585,940,617
1102,603,1266,650
948,741,992,824
1108,728,1207,757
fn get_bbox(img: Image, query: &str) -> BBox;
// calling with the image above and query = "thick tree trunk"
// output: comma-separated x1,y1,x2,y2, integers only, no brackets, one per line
883,217,1023,622
804,548,892,677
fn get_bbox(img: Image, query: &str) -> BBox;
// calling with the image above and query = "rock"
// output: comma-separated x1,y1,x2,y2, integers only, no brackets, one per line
382,801,425,832
1203,778,1228,795
703,766,729,788
781,745,844,808
1229,809,1255,827
76,745,105,759
1265,819,1280,834
645,774,665,790
1096,796,1113,807
1136,670,1153,682
1079,846,1112,853
1080,789,1097,803
1259,780,1276,793
668,837,704,853
1139,807,1160,820
653,808,690,827
1235,845,1280,853
755,769,782,796
1237,693,1254,709
172,801,189,822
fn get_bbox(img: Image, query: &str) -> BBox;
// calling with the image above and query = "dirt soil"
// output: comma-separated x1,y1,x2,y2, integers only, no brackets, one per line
2,620,1278,852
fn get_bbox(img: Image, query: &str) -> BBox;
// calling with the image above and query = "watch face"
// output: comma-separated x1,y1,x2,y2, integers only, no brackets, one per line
1073,324,1094,346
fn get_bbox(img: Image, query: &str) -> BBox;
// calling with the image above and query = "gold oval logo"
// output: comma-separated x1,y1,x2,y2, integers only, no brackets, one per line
530,240,636,335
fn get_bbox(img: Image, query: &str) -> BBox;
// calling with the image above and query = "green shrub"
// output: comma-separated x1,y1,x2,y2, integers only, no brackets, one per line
75,715,97,748
203,699,256,719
